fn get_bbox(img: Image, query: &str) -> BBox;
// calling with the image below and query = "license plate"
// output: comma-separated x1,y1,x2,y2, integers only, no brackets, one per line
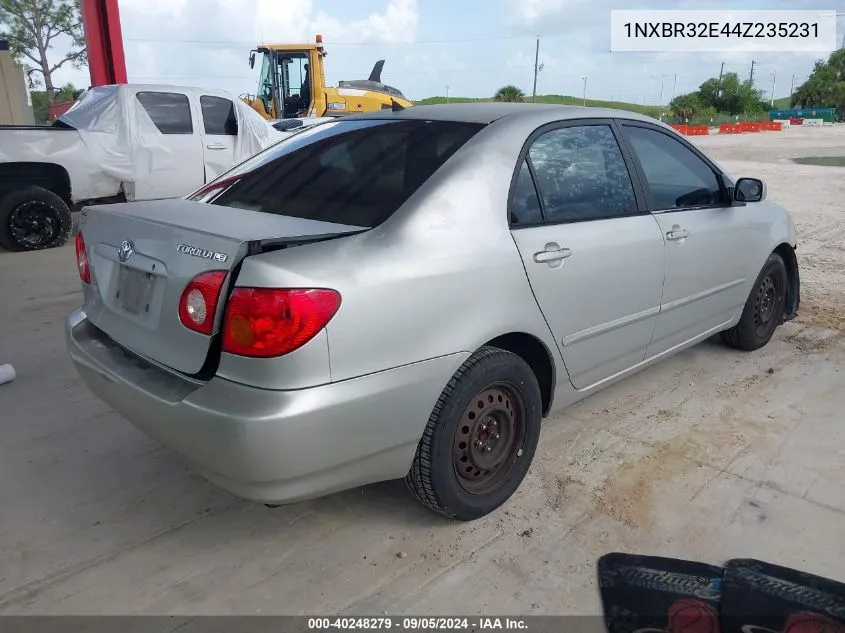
115,265,155,315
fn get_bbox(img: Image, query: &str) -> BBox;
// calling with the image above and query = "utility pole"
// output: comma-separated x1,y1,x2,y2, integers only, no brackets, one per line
445,85,450,104
582,77,588,106
790,74,796,99
717,62,725,97
532,36,540,103
770,71,776,107
659,74,665,108
749,60,756,84
672,73,677,103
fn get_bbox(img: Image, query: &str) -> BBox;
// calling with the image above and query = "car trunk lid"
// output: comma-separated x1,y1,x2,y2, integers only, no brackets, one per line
79,198,365,375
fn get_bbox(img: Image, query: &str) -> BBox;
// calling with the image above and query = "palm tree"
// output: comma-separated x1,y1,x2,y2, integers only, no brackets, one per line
669,93,702,120
493,85,525,103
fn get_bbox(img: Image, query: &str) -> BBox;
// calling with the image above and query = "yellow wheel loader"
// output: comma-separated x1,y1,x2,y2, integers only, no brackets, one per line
241,35,413,122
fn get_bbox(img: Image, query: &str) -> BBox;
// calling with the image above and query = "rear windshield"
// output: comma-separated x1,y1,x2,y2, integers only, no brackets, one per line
190,119,484,228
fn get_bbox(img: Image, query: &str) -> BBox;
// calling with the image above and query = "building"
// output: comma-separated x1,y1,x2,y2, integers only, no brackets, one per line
0,38,36,125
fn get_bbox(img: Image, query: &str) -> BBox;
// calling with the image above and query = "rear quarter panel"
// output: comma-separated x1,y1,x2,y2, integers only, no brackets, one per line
231,118,565,385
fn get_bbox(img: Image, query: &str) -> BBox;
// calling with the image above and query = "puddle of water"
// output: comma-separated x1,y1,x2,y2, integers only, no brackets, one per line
792,156,845,167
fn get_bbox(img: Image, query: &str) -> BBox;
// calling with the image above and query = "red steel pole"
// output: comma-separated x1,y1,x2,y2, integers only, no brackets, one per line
80,0,128,87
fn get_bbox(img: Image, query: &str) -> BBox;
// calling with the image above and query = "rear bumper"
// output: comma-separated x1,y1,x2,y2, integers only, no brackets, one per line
65,309,466,504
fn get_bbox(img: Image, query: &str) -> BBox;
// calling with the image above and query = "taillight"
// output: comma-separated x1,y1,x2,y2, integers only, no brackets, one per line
187,175,241,203
75,232,90,284
222,288,341,358
178,271,227,335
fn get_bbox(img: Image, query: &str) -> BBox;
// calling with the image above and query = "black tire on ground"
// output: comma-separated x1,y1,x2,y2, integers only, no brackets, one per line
405,346,542,521
722,252,789,351
0,186,73,252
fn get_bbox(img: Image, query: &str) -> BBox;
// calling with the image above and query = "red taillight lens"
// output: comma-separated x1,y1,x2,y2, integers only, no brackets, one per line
75,232,90,284
187,175,241,202
222,288,341,358
178,271,227,335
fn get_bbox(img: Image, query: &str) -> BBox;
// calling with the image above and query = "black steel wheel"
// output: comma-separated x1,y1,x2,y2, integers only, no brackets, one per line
0,186,73,252
722,253,788,351
452,383,527,495
406,346,542,521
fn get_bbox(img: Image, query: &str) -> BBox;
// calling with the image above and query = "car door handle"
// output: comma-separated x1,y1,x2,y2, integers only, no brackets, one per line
206,143,227,150
666,228,690,241
533,246,573,264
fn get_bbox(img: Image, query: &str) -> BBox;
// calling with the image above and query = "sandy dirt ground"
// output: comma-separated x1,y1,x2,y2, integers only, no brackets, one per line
0,125,843,615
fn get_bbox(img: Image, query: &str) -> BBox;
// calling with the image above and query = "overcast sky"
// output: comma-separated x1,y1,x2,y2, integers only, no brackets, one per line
51,0,843,105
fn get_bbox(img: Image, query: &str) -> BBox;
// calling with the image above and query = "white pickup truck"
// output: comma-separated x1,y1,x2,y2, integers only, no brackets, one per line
0,83,285,251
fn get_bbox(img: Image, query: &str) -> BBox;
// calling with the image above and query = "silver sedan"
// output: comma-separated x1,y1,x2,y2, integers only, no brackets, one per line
66,104,799,520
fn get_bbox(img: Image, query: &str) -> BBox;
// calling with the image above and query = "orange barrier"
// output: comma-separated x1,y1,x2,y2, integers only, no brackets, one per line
670,124,709,136
675,121,782,136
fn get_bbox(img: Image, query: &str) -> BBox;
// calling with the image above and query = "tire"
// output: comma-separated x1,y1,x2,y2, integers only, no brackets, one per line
722,253,788,351
405,346,542,521
0,186,73,252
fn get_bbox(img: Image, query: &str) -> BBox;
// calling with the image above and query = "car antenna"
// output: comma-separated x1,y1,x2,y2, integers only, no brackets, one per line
391,99,405,112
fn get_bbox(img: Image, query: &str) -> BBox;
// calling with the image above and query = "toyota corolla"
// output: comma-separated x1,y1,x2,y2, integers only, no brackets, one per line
66,104,799,520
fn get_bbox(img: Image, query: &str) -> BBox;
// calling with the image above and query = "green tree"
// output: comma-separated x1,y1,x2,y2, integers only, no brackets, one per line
669,92,703,119
697,72,765,114
30,81,76,123
792,49,845,118
493,85,525,102
0,0,87,105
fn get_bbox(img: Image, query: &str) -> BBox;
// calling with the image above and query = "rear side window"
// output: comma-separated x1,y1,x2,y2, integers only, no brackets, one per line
527,125,638,223
136,92,193,135
204,119,484,228
200,95,237,135
509,160,543,226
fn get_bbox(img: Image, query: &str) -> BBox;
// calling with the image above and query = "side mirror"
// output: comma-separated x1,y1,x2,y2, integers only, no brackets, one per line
249,51,256,69
734,177,766,203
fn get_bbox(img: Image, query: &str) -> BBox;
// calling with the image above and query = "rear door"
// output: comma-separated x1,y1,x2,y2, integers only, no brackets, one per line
198,94,238,182
509,120,666,390
618,122,754,356
132,90,204,200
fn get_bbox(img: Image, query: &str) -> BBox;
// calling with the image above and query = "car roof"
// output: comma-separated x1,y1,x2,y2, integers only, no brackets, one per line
345,102,659,125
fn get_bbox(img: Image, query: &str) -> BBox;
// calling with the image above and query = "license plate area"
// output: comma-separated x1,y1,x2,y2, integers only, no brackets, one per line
115,265,155,315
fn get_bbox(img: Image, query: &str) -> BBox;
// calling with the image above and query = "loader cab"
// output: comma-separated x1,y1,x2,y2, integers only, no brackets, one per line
251,47,318,120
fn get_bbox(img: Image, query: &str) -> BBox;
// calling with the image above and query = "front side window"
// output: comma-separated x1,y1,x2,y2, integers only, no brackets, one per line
192,119,484,228
136,92,193,135
622,125,725,210
527,125,638,223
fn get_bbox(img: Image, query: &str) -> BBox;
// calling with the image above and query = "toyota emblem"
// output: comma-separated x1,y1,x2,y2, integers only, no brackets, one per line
118,240,134,262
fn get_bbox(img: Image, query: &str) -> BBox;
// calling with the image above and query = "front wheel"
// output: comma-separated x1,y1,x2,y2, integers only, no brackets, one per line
405,346,542,521
722,253,788,351
0,186,73,252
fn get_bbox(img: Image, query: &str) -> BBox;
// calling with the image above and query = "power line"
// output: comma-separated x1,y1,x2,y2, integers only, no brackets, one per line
130,63,537,81
122,34,548,47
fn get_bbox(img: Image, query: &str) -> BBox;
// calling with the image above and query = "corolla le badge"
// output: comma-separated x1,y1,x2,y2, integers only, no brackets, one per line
117,240,134,262
177,243,229,263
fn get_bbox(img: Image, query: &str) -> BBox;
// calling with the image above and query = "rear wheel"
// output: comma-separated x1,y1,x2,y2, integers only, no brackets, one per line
0,186,73,252
405,346,542,521
722,253,788,351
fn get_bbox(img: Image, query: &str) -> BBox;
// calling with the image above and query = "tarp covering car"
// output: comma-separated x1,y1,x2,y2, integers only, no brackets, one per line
52,85,283,186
